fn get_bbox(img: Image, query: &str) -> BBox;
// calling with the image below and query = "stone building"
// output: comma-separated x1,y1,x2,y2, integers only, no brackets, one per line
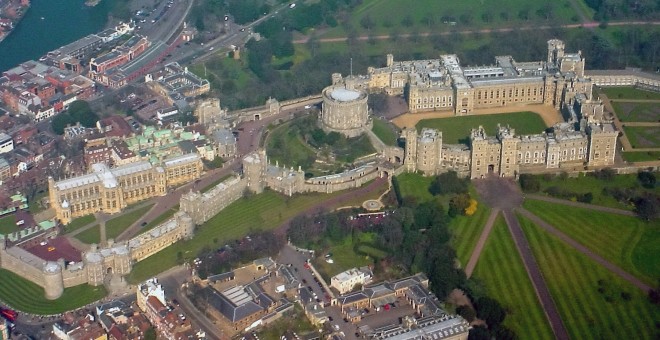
48,154,202,225
319,85,371,138
339,39,596,116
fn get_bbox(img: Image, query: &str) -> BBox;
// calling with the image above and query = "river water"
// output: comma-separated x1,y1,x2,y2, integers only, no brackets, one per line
0,0,113,72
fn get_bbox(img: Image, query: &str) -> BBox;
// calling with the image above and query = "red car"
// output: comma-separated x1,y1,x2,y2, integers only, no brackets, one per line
0,308,17,322
303,263,310,269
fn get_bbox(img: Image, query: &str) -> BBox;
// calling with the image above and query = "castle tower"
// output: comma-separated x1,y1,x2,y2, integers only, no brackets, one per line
469,126,501,179
587,123,618,167
175,211,195,239
320,85,370,138
497,125,520,178
331,73,343,85
386,54,394,68
84,244,104,286
402,128,418,172
43,262,64,300
547,39,565,65
243,150,266,194
415,128,443,176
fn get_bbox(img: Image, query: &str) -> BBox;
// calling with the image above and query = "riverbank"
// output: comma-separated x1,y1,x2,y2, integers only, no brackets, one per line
0,0,31,44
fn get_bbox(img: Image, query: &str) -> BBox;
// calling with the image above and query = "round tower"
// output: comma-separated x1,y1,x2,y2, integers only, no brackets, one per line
43,261,64,300
84,245,104,286
320,85,369,138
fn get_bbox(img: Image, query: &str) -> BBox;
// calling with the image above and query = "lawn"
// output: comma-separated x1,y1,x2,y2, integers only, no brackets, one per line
518,215,660,340
143,205,179,232
448,196,490,267
75,225,100,244
63,214,96,234
0,215,17,235
623,126,660,149
105,204,154,240
313,232,380,282
602,87,660,100
534,172,658,210
372,118,399,146
417,112,548,144
266,121,317,169
622,151,660,162
393,172,435,203
473,215,554,340
127,189,347,284
0,268,106,314
320,0,582,38
611,101,660,122
523,200,660,285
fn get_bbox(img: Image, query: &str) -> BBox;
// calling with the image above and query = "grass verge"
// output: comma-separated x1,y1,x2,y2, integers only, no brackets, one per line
63,215,96,234
518,214,660,340
473,214,554,340
449,195,490,267
523,199,659,285
372,118,399,146
0,269,106,314
127,189,347,284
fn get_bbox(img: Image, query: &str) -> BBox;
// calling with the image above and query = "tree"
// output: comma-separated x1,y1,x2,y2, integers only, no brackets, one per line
637,171,656,189
429,171,468,196
475,296,506,328
359,14,374,30
401,15,414,27
519,174,540,193
144,328,157,340
449,193,471,217
67,100,98,128
456,305,476,322
634,195,660,221
468,325,490,340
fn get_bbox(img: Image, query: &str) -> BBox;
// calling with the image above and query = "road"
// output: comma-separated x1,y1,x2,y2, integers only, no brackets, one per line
502,210,570,340
293,20,660,44
464,208,500,278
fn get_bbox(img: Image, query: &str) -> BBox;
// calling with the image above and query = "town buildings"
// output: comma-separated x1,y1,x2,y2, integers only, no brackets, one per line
330,267,373,294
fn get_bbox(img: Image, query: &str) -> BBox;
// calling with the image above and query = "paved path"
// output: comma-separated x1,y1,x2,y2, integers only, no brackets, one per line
517,208,652,292
619,122,660,127
502,209,570,340
525,194,636,216
464,208,500,278
294,21,660,44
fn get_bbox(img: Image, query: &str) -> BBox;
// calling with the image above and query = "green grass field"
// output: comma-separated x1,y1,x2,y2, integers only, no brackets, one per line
314,232,377,281
611,102,660,122
127,189,347,283
602,87,660,100
63,214,96,234
535,172,658,210
473,215,554,340
518,215,660,340
372,118,399,146
105,205,153,240
0,215,17,234
448,197,490,267
75,225,100,244
321,0,582,38
523,200,659,285
394,172,435,202
623,126,660,149
143,205,179,232
622,151,660,162
0,269,106,314
417,112,548,144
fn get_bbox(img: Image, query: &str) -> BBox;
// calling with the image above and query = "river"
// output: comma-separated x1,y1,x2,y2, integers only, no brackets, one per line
0,0,114,72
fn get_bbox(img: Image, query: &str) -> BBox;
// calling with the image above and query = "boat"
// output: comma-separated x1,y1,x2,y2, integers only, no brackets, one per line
85,0,101,7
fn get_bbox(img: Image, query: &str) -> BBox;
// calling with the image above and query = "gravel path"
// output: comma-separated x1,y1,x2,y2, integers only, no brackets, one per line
503,209,570,340
464,208,500,278
525,194,636,217
517,208,651,292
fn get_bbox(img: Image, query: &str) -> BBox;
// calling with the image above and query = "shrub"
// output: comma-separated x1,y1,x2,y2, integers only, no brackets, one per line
519,174,540,193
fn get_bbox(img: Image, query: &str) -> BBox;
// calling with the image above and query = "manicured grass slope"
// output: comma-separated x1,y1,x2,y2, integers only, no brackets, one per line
63,214,96,234
417,112,547,144
448,199,490,267
518,215,660,340
127,190,344,283
394,172,435,202
523,200,659,285
474,215,554,340
0,269,106,314
622,151,660,162
371,118,399,146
